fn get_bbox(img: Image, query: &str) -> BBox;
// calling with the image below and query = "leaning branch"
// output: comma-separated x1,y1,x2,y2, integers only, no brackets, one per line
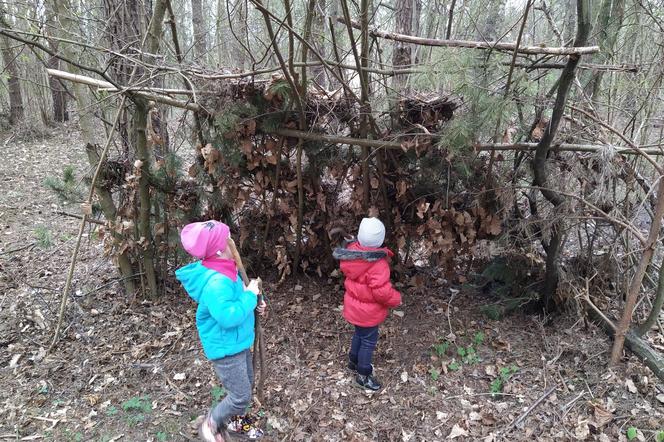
587,306,664,381
336,18,600,55
46,68,202,112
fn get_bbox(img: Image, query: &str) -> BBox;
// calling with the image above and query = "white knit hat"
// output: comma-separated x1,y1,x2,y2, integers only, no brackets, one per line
357,217,385,248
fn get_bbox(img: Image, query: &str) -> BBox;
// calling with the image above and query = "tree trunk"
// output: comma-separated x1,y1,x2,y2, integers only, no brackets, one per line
47,53,68,122
46,0,138,295
216,0,228,64
191,0,208,63
103,0,148,152
85,143,136,295
134,0,169,297
532,0,591,310
586,0,625,106
310,0,326,88
392,0,413,92
0,14,24,125
233,0,247,70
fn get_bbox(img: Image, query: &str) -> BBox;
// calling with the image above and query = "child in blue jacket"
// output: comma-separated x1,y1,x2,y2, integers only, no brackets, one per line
176,221,266,441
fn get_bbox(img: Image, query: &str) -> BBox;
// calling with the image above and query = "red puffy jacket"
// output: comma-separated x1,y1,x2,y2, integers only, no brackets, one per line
340,242,402,327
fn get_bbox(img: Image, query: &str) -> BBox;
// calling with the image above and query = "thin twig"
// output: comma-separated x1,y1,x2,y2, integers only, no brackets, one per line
55,211,105,225
506,385,558,430
0,242,36,255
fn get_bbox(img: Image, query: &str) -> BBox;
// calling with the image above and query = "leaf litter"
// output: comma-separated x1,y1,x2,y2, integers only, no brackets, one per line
0,129,663,440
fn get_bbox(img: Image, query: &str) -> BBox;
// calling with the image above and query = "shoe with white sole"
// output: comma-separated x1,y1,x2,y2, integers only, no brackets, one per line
199,412,224,442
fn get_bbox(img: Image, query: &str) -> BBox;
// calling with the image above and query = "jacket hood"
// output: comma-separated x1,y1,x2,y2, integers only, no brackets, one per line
333,240,391,261
175,261,220,302
335,242,393,280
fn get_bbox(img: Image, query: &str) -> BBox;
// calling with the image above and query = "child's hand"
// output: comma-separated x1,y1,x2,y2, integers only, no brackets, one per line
256,299,267,317
246,279,261,295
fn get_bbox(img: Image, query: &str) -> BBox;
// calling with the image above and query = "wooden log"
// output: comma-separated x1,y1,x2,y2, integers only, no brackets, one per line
337,18,600,56
586,306,664,381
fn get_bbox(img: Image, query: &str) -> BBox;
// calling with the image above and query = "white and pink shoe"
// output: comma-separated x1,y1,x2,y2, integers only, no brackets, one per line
199,412,224,442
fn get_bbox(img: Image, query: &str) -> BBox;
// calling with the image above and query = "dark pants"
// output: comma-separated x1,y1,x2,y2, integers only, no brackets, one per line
349,325,379,376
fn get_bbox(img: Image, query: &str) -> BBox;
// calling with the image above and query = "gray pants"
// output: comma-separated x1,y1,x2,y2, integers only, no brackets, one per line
211,349,254,427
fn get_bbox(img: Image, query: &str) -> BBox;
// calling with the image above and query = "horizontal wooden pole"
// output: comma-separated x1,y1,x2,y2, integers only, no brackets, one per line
503,61,639,72
475,142,664,155
49,70,659,157
193,60,424,79
46,68,202,112
275,129,405,149
337,18,600,56
98,86,197,95
276,130,664,155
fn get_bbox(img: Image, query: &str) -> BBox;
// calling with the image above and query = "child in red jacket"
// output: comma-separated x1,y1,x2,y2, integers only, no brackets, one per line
333,217,402,390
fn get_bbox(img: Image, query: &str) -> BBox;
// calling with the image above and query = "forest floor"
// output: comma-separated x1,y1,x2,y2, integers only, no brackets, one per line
1,126,663,442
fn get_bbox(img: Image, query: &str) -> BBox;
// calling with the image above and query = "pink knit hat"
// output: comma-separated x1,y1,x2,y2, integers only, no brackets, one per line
180,221,230,259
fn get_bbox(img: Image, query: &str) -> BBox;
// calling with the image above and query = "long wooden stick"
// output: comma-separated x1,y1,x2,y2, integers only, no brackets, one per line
49,96,127,352
336,17,600,55
610,178,664,364
48,71,664,158
226,238,266,403
45,69,202,112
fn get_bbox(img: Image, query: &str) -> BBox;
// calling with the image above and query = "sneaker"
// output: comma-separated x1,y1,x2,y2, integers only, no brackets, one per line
356,374,382,391
227,415,264,439
199,412,224,442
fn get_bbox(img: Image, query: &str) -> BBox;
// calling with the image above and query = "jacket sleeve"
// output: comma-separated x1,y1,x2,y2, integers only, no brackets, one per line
203,279,258,329
367,260,402,307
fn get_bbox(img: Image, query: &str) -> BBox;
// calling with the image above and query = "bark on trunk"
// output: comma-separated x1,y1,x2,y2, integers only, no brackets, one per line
532,0,591,310
47,0,138,295
310,0,326,88
47,52,68,122
392,0,413,91
0,33,24,125
586,0,625,105
191,0,208,63
234,0,247,70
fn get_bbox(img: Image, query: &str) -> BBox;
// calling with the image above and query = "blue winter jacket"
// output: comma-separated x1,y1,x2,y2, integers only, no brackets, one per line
175,261,257,360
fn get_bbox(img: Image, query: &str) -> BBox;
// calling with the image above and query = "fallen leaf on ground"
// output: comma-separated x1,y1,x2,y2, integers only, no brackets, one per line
574,421,590,440
448,423,468,439
626,379,637,394
592,404,613,428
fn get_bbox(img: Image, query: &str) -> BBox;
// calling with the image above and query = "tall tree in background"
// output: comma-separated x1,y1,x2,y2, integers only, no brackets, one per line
586,0,625,105
191,0,208,63
310,0,327,88
0,9,24,125
392,0,413,92
47,49,68,122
